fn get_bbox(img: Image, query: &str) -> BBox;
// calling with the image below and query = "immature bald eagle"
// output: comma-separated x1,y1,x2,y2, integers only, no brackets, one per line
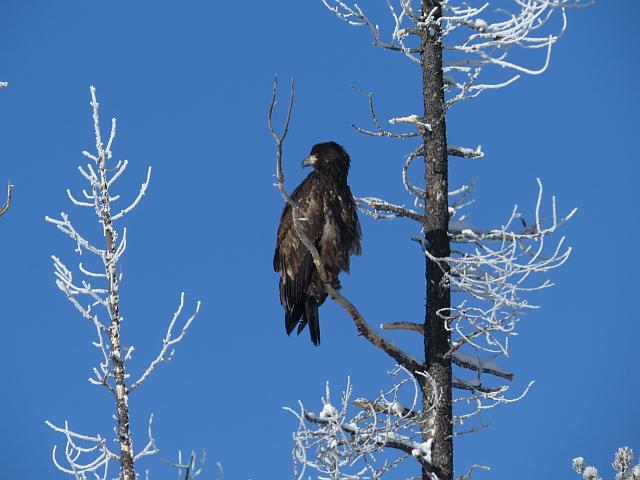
274,142,361,345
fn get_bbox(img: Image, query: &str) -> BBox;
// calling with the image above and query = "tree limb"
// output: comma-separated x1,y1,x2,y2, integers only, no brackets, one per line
0,181,13,217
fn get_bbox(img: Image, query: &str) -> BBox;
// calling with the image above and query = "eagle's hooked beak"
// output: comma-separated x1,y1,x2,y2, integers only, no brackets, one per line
302,154,317,169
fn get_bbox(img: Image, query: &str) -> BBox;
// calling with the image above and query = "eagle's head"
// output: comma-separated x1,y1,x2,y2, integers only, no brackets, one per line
303,141,351,179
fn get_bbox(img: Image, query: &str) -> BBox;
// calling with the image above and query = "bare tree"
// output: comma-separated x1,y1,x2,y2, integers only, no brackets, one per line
269,1,592,479
45,87,204,480
572,447,640,480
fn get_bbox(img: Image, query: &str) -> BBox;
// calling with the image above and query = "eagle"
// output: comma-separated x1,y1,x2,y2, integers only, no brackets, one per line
274,141,362,345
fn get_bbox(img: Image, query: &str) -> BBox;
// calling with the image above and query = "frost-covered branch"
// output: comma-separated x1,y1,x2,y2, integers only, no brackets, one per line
45,420,118,480
448,145,484,159
442,0,593,105
408,178,572,435
287,368,439,479
134,415,206,480
46,86,203,480
129,293,201,393
458,463,491,480
321,0,423,63
0,181,12,217
453,380,533,435
435,179,575,358
572,447,640,480
352,91,423,139
451,351,512,381
322,0,591,105
356,197,424,224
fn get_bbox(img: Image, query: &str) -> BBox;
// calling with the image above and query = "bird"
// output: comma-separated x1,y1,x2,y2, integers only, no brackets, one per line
274,141,362,345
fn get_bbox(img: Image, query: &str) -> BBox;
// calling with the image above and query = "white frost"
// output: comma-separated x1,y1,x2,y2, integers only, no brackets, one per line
320,403,338,419
411,438,433,464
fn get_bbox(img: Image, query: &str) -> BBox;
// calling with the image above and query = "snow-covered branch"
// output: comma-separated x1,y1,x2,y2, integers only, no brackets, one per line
46,86,203,479
442,0,592,104
436,179,575,357
135,415,207,480
321,0,423,63
129,293,201,393
458,463,491,480
356,196,424,224
352,91,423,139
287,368,439,479
45,420,118,480
572,447,640,480
416,178,573,435
448,145,484,159
322,0,591,105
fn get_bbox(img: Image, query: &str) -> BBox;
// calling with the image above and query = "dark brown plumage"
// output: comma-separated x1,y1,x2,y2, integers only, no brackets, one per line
274,142,361,345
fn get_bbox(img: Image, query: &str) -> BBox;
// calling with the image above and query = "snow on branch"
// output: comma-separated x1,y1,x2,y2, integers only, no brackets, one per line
129,293,201,393
45,420,118,480
135,415,207,480
442,0,593,105
412,178,573,434
458,464,491,480
322,0,591,105
352,90,423,139
354,107,482,161
453,379,534,435
423,179,576,358
321,0,423,63
448,145,484,159
356,196,424,224
286,367,440,479
46,416,207,480
46,86,203,480
572,447,640,480
452,350,512,381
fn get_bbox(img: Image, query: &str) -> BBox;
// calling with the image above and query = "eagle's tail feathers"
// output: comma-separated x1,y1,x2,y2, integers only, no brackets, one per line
305,297,321,346
285,301,305,336
285,297,321,346
297,315,308,335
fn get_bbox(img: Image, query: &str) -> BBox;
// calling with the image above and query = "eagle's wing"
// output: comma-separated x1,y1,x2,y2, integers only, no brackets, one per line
339,184,362,257
273,174,325,313
319,183,362,276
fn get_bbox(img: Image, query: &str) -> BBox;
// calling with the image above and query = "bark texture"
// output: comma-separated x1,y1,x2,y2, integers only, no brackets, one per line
98,155,135,480
421,2,453,479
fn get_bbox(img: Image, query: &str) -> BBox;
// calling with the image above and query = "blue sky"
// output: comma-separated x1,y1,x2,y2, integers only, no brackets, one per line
0,1,637,479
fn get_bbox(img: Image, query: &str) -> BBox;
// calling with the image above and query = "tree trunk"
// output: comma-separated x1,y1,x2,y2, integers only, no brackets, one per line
99,155,136,480
421,2,453,479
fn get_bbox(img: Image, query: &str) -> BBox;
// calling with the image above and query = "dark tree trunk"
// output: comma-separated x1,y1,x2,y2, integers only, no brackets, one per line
421,2,453,479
